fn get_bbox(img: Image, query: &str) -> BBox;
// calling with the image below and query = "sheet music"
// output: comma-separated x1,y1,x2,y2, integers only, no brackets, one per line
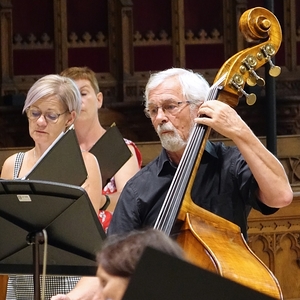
24,124,88,186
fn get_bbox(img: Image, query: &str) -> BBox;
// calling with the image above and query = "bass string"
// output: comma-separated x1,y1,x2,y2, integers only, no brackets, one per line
154,76,226,235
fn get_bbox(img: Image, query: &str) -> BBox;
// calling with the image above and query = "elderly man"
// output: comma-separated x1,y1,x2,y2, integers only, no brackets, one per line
108,67,292,237
52,68,293,300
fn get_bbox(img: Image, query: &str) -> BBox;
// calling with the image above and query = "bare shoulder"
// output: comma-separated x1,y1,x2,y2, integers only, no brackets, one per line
81,151,98,165
1,153,18,178
127,143,137,154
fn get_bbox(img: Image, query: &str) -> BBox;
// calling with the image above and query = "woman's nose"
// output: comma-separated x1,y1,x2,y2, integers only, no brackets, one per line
36,114,47,124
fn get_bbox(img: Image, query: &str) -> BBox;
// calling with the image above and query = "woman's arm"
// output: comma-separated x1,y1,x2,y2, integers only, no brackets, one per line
81,151,103,213
51,277,102,300
106,144,140,212
1,154,17,179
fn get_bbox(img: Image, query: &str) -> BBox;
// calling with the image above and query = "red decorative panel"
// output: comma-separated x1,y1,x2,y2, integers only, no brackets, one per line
67,0,108,35
13,50,55,76
134,46,173,72
186,44,224,69
12,0,54,35
68,48,110,73
12,0,55,75
133,0,172,34
132,0,172,72
184,0,223,33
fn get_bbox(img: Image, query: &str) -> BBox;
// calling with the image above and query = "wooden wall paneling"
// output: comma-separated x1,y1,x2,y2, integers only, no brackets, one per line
183,0,224,70
54,0,68,73
0,0,14,96
120,0,137,103
222,0,236,59
65,0,109,72
120,1,134,77
248,195,300,299
11,1,56,76
283,0,297,71
107,0,135,103
108,0,121,91
132,0,173,73
0,1,298,140
172,0,185,68
0,106,31,147
226,0,248,56
297,2,300,66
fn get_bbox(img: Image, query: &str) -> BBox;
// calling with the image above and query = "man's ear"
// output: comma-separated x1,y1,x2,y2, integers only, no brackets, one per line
97,92,103,109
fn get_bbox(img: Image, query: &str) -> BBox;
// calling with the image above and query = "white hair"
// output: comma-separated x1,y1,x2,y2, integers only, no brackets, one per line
23,74,81,115
144,68,210,108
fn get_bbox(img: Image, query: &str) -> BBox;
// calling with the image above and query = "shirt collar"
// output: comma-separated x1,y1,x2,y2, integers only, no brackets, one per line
157,140,218,175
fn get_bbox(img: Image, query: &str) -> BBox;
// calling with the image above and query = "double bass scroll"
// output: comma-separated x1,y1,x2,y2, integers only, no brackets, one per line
154,7,283,299
215,7,282,107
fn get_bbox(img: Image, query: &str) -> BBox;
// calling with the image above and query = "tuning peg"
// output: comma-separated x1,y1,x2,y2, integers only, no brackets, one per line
230,74,257,105
241,55,265,87
267,57,281,77
259,44,281,77
241,89,257,105
247,70,265,86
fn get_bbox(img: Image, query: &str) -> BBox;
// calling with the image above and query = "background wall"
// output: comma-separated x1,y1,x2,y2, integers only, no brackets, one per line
0,0,300,145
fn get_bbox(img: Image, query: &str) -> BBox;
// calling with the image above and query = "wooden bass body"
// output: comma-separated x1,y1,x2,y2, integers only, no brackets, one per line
177,197,282,299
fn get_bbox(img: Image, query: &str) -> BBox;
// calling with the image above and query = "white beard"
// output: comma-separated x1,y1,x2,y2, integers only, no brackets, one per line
156,123,187,152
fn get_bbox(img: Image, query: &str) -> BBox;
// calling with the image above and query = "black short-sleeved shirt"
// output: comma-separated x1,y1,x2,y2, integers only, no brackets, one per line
108,141,278,238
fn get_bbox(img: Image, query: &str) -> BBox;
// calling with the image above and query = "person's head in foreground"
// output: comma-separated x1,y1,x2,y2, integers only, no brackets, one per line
96,228,185,300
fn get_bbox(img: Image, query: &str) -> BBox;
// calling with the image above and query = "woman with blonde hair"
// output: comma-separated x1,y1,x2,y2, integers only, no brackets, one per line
1,74,103,299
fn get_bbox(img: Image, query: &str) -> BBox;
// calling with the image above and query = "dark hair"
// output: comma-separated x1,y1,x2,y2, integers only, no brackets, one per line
97,229,185,278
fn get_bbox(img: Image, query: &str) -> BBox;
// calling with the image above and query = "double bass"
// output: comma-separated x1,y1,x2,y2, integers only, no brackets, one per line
154,7,283,299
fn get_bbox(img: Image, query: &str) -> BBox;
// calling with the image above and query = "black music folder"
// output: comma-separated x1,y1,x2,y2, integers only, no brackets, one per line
122,247,277,300
24,126,88,187
89,125,132,185
0,179,106,276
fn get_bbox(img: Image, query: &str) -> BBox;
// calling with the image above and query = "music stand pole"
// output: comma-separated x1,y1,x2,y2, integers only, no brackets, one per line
0,179,106,299
27,231,45,300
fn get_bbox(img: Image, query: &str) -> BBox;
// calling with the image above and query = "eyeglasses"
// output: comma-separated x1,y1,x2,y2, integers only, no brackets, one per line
144,101,191,118
26,108,69,124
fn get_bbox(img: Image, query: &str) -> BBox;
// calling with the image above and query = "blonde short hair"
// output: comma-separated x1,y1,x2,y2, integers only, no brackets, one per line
23,74,81,115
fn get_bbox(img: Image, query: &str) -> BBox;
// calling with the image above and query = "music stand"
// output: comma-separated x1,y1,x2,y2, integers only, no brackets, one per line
0,179,106,300
123,247,277,300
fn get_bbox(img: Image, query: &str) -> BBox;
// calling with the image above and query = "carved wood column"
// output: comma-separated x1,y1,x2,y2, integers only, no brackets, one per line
248,196,300,299
171,0,185,68
53,0,68,73
283,0,297,71
121,1,134,77
222,0,248,60
108,0,134,102
0,0,14,95
234,0,248,52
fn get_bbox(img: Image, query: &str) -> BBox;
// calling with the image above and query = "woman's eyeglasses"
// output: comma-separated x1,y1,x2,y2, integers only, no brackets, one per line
26,108,68,124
